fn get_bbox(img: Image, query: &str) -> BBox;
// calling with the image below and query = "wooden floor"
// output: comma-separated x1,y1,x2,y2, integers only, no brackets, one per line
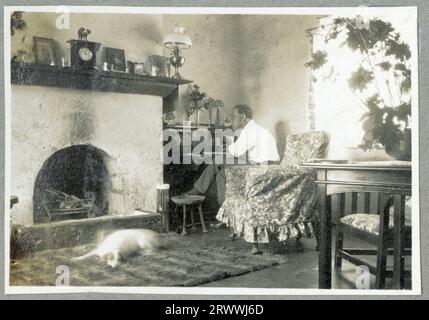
199,228,412,290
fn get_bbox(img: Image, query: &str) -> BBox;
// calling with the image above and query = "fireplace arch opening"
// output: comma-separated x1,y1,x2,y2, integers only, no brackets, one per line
33,144,111,223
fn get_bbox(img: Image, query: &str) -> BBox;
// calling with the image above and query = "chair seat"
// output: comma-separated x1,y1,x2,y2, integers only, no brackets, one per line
341,196,412,235
341,213,411,236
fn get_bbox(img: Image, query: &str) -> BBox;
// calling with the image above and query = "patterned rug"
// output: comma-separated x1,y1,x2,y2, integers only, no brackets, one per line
10,230,288,287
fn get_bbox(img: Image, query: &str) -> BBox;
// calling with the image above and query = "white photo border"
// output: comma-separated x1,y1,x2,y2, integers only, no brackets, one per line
3,5,420,295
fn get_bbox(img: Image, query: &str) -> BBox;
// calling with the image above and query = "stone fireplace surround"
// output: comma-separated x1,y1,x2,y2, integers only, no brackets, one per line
11,85,164,226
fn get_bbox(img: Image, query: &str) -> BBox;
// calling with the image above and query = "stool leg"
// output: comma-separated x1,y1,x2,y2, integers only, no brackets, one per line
181,204,188,236
191,208,196,230
198,204,208,233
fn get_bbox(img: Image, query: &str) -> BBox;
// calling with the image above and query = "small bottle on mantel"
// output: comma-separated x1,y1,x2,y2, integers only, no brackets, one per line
224,116,232,128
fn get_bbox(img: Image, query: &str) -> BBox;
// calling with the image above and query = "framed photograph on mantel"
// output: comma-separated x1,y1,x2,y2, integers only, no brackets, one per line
105,47,126,72
33,36,57,65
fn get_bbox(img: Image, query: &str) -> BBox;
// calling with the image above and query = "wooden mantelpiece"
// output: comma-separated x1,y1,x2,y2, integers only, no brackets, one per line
11,62,192,97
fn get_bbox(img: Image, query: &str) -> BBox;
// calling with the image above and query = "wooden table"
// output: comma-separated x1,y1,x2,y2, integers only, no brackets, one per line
301,161,412,289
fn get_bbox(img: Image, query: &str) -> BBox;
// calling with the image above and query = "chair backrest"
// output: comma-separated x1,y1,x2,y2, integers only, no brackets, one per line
280,131,329,167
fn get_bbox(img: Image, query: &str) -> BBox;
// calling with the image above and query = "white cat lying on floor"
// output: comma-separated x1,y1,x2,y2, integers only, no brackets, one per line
71,229,159,268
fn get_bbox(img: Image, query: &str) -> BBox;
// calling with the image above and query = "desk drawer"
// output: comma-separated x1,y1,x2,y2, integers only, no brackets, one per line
322,169,411,186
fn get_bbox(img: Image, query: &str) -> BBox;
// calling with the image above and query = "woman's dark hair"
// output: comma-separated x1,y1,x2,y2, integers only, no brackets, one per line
233,104,253,119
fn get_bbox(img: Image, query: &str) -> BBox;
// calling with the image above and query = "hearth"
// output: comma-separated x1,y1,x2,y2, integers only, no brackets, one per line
33,144,110,223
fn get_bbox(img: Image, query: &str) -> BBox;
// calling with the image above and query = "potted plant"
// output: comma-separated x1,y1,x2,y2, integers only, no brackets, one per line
11,11,26,36
188,84,214,125
305,16,412,160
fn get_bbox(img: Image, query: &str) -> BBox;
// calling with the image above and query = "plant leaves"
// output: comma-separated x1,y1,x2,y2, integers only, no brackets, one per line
397,102,411,122
362,131,374,143
368,19,394,43
325,30,340,41
11,11,26,36
304,50,328,70
394,63,407,72
365,94,382,111
359,111,371,121
348,67,374,91
401,77,411,93
362,116,376,131
385,39,411,61
333,17,347,25
344,24,367,52
377,61,392,71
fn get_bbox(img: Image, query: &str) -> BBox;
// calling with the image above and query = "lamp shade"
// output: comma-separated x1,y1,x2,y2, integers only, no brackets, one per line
163,26,192,49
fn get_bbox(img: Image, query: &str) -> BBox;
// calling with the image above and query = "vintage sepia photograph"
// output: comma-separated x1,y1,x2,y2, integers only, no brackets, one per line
4,6,419,295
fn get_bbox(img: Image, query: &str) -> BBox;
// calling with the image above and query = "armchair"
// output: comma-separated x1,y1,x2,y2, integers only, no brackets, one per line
216,131,329,245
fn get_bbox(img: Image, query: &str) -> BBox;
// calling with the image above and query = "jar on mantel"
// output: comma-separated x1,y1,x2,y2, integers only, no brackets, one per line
209,105,218,126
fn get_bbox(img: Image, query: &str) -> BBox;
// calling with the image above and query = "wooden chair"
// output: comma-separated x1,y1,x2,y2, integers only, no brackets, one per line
334,192,411,289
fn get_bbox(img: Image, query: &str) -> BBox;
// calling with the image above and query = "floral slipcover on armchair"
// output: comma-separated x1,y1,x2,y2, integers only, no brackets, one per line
216,131,329,244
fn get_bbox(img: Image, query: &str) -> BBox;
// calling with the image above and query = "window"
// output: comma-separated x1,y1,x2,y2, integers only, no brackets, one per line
310,14,414,153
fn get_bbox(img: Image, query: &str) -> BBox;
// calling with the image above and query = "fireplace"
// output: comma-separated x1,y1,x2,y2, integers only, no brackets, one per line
11,76,167,225
33,144,110,223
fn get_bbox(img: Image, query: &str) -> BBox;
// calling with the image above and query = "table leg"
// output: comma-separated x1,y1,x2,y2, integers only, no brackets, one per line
198,204,208,233
393,194,405,289
191,208,196,230
318,184,332,289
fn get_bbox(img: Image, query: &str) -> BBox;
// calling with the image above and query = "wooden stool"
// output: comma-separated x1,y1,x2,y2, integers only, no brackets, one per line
170,195,208,236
